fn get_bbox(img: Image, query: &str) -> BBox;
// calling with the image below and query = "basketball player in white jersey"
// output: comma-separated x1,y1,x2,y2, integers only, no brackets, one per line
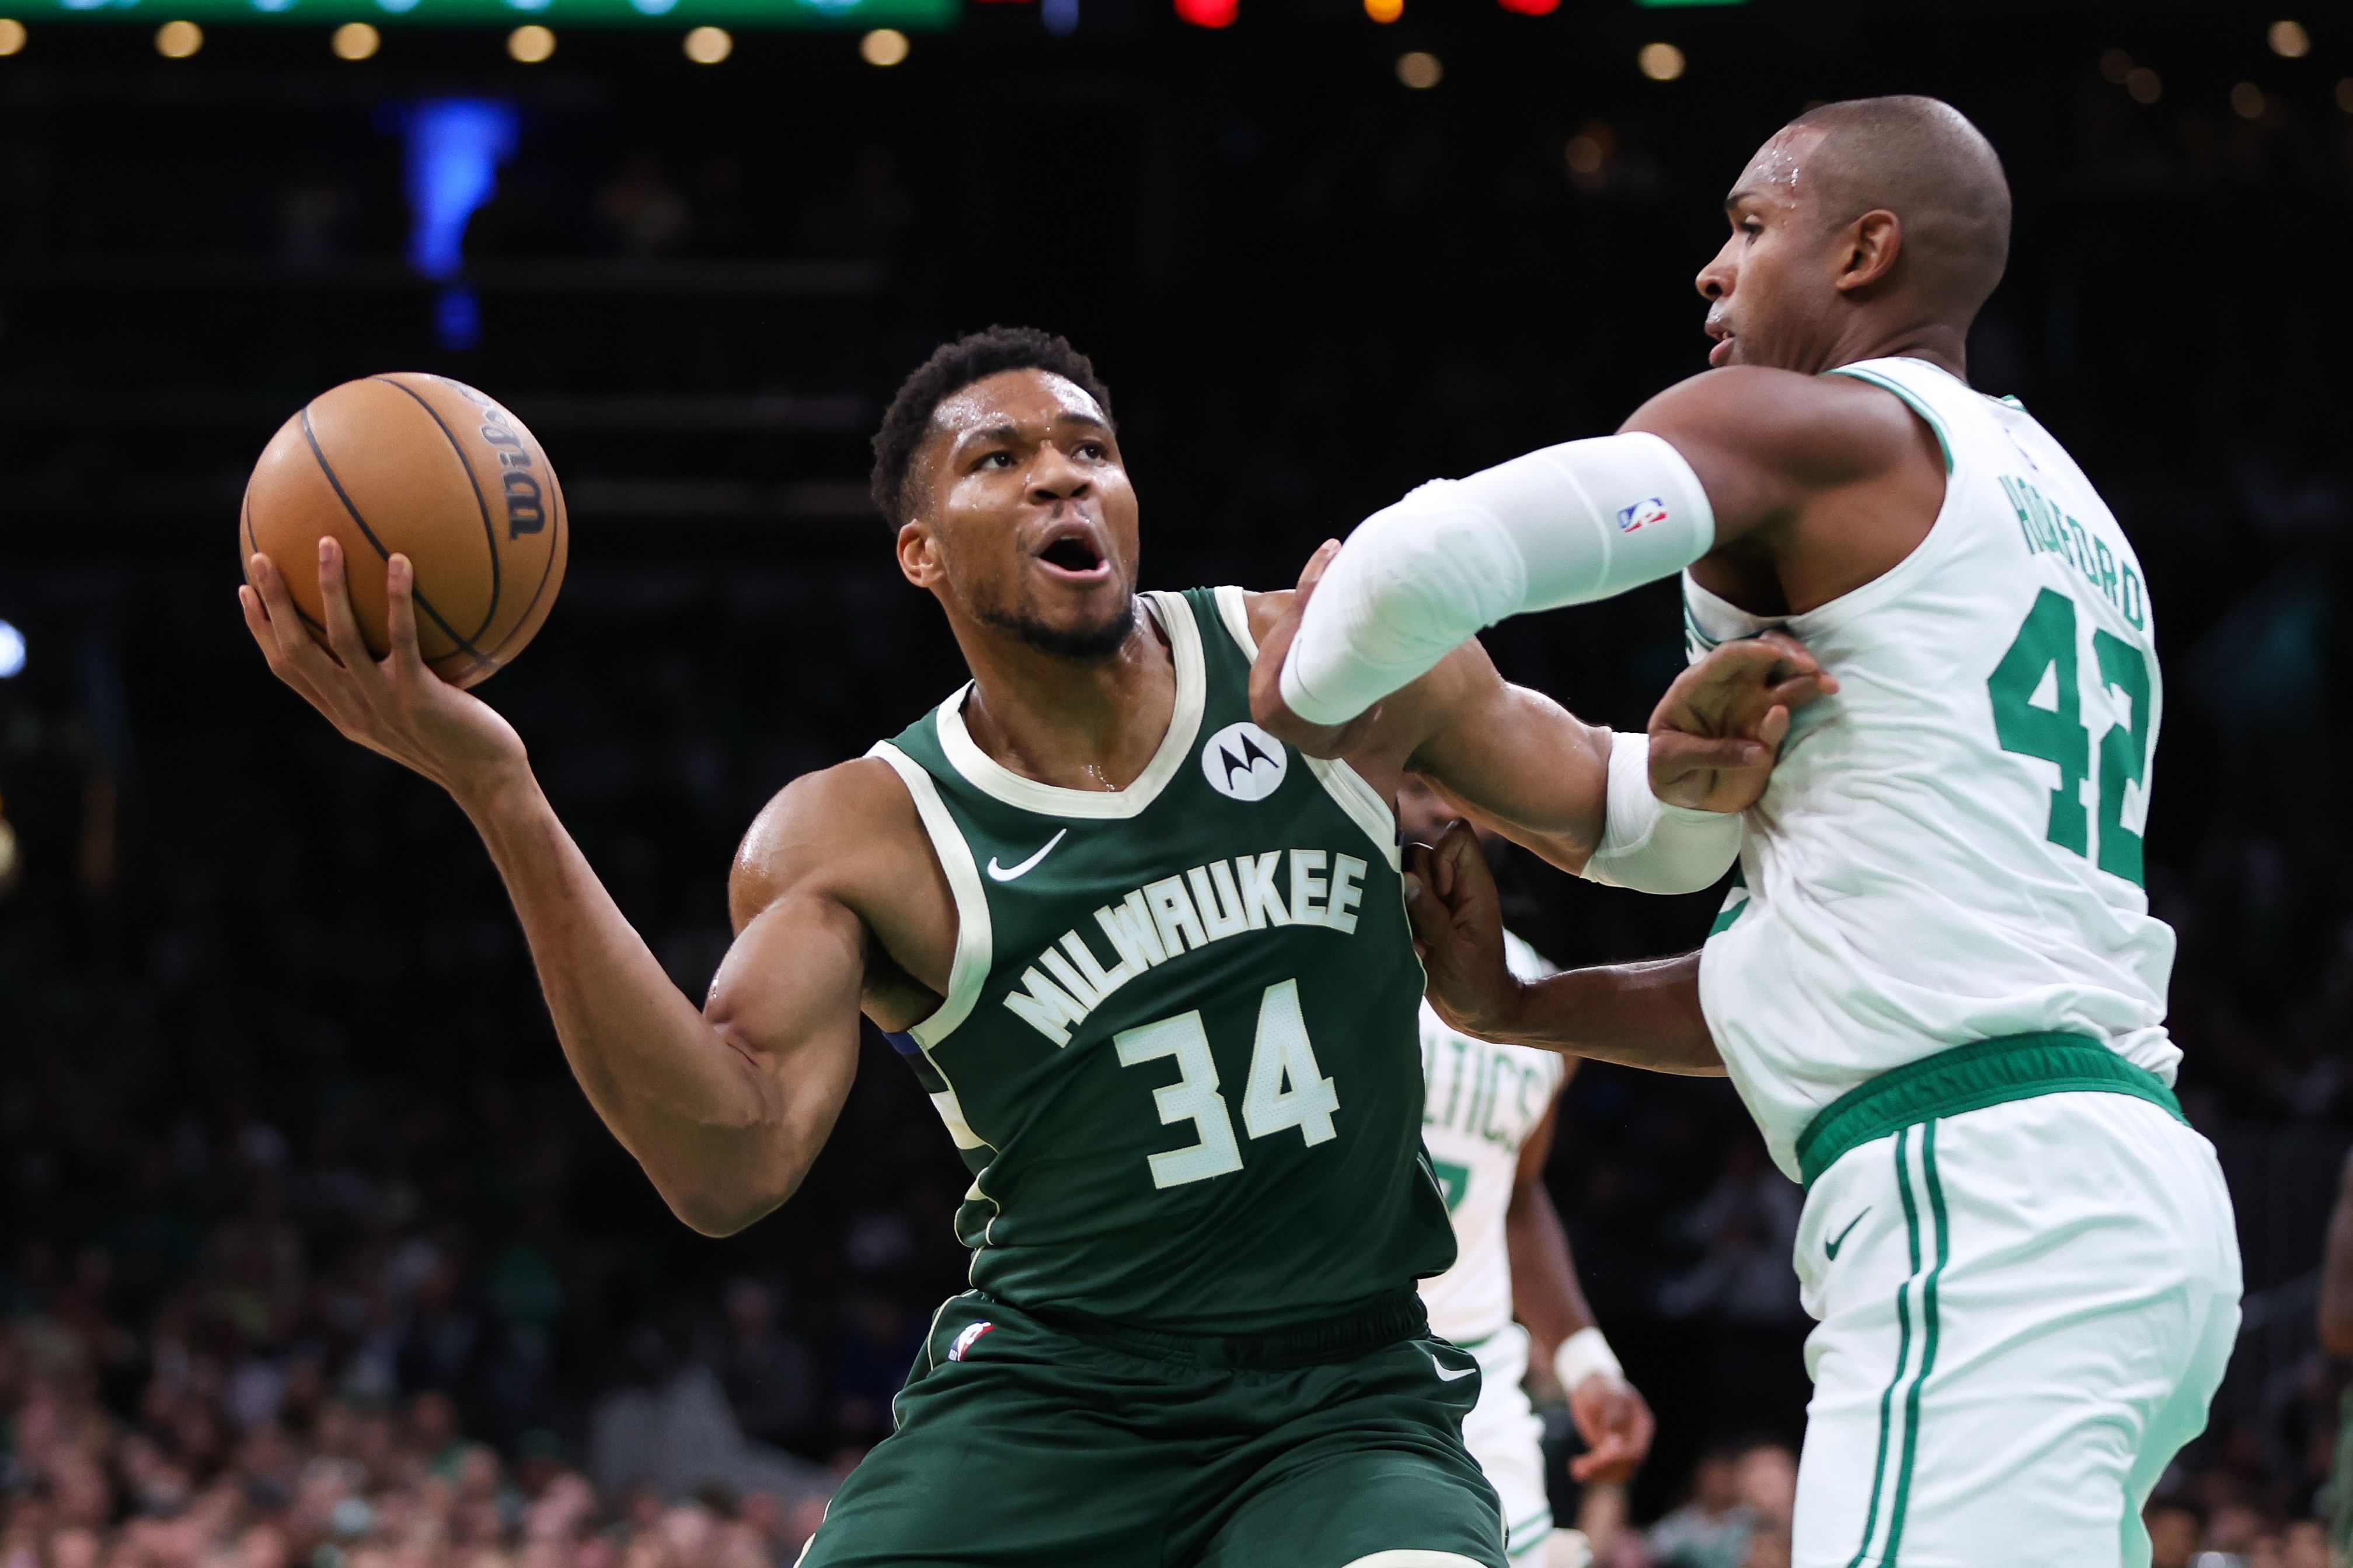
1253,96,2241,1568
1399,781,1655,1568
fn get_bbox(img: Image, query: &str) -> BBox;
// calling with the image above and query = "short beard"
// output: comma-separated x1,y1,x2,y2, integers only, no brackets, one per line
976,593,1138,664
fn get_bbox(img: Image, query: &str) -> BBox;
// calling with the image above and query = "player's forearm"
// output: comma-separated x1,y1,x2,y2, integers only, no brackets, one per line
1484,953,1724,1075
1505,1178,1596,1362
454,766,822,1234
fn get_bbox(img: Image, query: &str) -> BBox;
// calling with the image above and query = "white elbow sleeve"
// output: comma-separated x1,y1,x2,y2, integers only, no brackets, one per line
1281,432,1715,725
1581,731,1744,896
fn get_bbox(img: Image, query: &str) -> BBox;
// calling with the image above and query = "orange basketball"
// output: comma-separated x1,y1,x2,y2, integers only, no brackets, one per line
240,373,569,689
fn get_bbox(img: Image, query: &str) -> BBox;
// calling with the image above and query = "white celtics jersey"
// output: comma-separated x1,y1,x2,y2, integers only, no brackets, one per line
1686,356,2178,1182
1419,930,1564,1344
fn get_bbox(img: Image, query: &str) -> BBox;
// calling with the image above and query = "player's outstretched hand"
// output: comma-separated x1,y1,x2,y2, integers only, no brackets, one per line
1248,540,1383,760
239,539,528,805
1648,630,1838,813
1404,819,1519,1039
1568,1373,1657,1485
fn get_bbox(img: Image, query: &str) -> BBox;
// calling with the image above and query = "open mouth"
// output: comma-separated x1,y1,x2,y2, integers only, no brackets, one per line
1707,331,1737,368
1036,527,1112,581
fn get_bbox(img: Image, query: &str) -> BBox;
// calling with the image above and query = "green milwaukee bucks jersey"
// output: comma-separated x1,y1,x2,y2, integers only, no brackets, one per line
868,586,1455,1334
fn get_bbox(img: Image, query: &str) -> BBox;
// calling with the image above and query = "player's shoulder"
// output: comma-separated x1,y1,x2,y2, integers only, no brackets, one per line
1627,365,1927,486
730,756,929,928
1235,588,1289,653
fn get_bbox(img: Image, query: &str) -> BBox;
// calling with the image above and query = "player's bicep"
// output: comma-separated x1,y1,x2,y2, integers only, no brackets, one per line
697,892,867,1188
1621,368,1919,545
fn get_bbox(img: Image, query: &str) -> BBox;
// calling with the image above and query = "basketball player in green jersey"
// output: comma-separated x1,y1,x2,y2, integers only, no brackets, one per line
236,327,1828,1567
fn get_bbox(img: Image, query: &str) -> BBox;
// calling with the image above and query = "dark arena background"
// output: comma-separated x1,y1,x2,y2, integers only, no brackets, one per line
2,0,2349,1562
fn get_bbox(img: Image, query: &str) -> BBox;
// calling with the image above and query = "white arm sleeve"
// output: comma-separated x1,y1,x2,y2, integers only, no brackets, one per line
1278,431,1714,725
1581,731,1744,895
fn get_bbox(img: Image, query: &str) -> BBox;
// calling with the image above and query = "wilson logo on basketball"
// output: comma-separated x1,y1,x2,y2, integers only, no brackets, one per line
477,407,546,539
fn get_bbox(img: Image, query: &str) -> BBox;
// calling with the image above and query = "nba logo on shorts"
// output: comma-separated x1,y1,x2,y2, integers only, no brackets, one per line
1617,497,1669,533
947,1322,995,1362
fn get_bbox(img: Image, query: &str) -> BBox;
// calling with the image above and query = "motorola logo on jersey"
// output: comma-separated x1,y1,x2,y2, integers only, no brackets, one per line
1201,721,1288,802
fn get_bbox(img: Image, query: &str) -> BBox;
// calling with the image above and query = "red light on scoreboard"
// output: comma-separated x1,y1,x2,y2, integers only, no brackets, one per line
1175,0,1235,25
1496,0,1559,12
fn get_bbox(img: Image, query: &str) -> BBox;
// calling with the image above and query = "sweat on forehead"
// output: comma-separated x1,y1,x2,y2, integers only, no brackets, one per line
928,371,1106,439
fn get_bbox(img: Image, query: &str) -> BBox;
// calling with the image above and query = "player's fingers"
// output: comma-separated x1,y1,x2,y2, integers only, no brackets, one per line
1765,672,1835,712
247,553,341,680
384,554,429,678
1700,636,1789,683
1653,732,1769,773
239,582,320,697
1569,1444,1640,1484
237,584,272,649
313,537,377,678
1435,821,1481,903
1751,628,1821,675
1293,537,1342,597
1757,704,1790,752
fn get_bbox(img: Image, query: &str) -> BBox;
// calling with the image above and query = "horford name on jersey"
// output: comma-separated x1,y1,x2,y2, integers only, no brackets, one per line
1004,849,1372,1046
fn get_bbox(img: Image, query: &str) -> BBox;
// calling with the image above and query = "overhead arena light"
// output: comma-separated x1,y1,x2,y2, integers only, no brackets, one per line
0,621,24,679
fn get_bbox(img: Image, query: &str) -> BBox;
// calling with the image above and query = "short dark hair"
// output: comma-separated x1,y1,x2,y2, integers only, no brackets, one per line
868,326,1116,531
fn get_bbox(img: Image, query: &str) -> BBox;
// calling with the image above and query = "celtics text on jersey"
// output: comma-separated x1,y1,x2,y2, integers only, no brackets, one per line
1418,931,1563,1346
867,586,1456,1335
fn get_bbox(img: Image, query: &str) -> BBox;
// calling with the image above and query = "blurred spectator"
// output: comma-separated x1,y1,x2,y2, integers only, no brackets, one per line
1643,1442,1757,1568
594,155,692,259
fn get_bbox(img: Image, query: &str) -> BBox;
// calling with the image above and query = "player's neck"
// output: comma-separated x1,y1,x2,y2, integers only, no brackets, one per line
954,607,1177,794
1824,316,1969,381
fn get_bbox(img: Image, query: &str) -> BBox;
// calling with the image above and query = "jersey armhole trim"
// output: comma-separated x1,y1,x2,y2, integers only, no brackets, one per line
1215,584,1399,867
1827,365,1955,475
866,742,994,1050
1305,756,1400,871
1213,582,1258,657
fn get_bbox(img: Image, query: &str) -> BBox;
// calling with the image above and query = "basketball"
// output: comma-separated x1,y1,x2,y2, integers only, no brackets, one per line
240,373,568,689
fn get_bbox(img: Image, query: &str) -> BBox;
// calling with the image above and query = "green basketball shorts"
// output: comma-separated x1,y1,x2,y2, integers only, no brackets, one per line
796,1290,1509,1568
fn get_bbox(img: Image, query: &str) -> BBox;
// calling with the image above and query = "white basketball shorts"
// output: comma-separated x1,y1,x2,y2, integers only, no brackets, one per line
1790,1091,2241,1568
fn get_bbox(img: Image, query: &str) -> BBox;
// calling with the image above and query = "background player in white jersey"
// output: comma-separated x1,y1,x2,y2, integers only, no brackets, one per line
1253,96,2241,1568
1400,780,1656,1568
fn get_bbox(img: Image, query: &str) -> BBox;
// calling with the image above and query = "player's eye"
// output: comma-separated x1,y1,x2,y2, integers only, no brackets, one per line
976,451,1015,470
1075,441,1107,460
1740,218,1763,238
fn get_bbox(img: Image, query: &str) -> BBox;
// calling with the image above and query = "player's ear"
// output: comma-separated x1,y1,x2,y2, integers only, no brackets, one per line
1835,209,1903,295
895,519,943,589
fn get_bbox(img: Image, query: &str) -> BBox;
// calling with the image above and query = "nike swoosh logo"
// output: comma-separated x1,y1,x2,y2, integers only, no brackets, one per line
986,829,1068,883
1826,1209,1869,1260
1431,1354,1476,1383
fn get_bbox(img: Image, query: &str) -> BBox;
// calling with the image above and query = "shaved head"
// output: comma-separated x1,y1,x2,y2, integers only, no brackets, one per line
1698,96,2012,376
1782,96,2012,317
